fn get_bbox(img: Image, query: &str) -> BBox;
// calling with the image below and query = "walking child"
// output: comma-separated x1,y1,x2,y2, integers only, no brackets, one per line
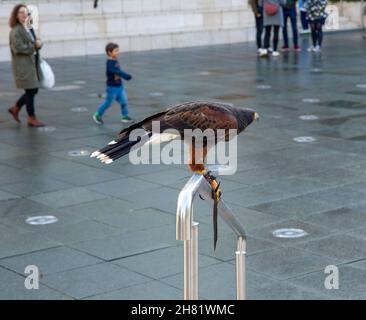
93,42,133,124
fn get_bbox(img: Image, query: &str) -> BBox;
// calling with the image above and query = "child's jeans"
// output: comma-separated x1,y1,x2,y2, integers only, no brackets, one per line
96,86,129,117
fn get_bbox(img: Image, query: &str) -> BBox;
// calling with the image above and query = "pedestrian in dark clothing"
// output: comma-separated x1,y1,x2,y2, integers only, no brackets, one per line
249,0,264,54
281,0,301,51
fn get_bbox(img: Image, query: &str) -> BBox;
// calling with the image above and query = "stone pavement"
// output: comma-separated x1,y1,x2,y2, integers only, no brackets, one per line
1,31,366,300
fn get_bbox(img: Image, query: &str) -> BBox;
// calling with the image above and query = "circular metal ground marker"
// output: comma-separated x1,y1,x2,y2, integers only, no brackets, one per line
149,92,164,97
356,84,366,89
68,150,91,157
73,80,86,85
71,107,88,112
272,228,308,238
199,71,211,76
311,68,323,73
256,85,272,89
38,126,56,132
50,85,81,91
26,216,58,225
299,115,319,121
302,98,320,103
293,136,317,143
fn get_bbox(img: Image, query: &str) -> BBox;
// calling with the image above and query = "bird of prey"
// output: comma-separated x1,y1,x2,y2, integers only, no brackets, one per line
91,100,259,249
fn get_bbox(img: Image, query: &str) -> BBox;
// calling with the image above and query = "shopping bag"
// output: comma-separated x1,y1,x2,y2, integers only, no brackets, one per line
39,58,55,89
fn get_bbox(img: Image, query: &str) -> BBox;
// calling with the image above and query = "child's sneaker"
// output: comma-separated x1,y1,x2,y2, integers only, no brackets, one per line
307,46,315,52
294,44,301,52
280,44,289,51
93,113,103,125
272,51,280,57
121,115,134,123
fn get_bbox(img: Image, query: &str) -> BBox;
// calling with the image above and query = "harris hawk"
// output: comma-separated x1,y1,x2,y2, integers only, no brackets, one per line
91,100,259,249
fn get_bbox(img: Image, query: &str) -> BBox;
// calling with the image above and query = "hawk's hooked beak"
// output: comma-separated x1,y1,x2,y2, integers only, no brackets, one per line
254,112,260,121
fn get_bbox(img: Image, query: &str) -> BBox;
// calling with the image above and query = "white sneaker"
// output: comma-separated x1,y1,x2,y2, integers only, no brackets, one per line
314,45,321,53
272,51,280,57
257,48,262,54
307,46,315,52
259,49,268,57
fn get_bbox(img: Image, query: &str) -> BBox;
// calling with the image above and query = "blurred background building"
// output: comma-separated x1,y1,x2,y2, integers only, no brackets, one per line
0,0,364,61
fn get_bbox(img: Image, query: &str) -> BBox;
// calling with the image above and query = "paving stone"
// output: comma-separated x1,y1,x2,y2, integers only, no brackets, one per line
86,280,183,300
288,266,366,299
28,187,108,209
0,266,72,300
113,246,220,279
245,247,342,281
0,246,102,275
41,262,150,299
295,234,366,263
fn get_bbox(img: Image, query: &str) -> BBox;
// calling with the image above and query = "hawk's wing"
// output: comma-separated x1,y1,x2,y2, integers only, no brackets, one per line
161,101,239,135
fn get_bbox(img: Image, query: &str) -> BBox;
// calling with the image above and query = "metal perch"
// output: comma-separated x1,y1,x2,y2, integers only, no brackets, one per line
176,174,247,300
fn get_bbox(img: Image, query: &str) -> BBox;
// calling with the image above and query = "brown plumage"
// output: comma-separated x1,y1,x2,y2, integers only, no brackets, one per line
91,100,259,248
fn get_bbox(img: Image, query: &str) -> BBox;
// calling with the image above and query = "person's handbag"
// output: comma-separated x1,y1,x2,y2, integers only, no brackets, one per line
264,1,279,15
39,58,55,89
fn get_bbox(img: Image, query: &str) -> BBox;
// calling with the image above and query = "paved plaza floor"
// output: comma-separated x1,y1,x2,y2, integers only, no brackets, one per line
1,31,366,299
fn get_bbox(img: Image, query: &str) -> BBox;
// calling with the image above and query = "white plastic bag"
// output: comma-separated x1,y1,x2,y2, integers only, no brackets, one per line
39,58,55,89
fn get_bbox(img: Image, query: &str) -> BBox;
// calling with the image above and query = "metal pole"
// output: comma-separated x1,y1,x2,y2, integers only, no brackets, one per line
236,236,247,300
183,221,199,300
183,240,191,300
191,222,199,299
361,0,366,39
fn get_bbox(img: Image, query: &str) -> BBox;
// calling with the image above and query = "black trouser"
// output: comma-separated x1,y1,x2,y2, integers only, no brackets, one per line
16,88,38,117
282,8,298,46
310,20,323,47
255,10,264,49
264,25,280,51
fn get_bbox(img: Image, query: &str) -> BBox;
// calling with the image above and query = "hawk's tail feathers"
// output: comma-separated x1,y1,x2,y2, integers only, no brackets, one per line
91,131,152,164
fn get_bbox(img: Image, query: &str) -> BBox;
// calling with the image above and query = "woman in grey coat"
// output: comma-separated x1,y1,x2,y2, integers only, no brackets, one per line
259,0,285,57
8,4,45,127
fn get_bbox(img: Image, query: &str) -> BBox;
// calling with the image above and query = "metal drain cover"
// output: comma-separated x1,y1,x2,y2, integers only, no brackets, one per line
149,92,164,97
26,216,58,225
273,228,308,238
38,126,56,132
293,136,317,143
299,115,319,121
71,107,88,112
302,98,320,103
68,150,91,157
256,85,272,89
50,85,81,91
